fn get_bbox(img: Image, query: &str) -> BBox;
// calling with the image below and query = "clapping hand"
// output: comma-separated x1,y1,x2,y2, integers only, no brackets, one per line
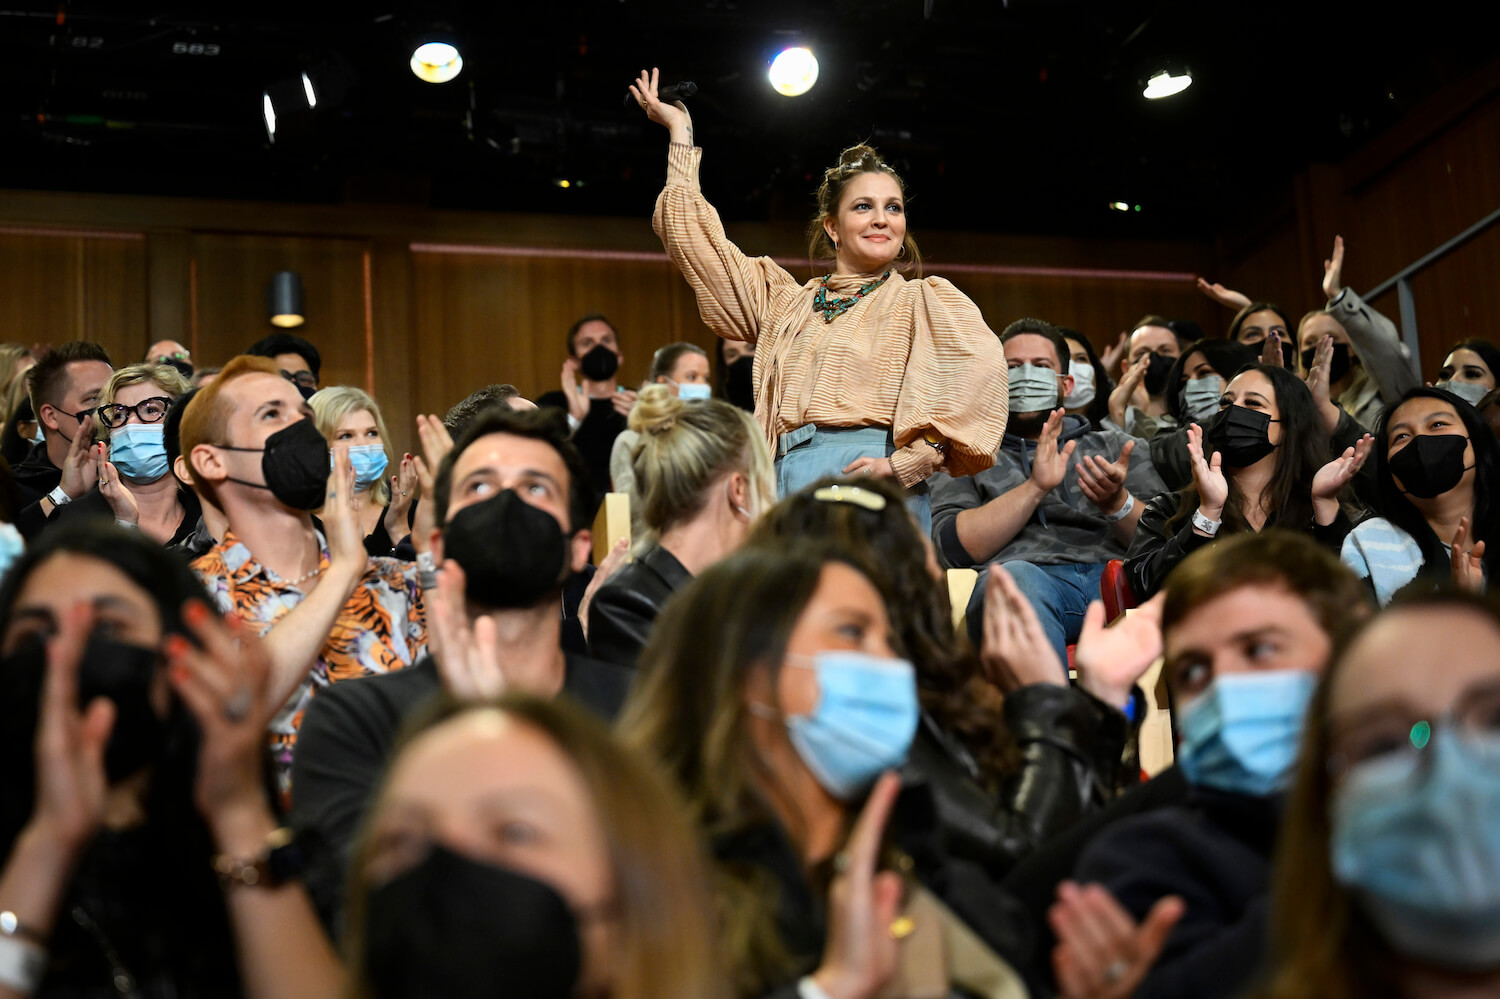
1312,434,1373,512
428,561,506,702
1030,409,1078,493
1303,334,1343,435
95,443,140,525
1186,423,1227,522
58,413,98,502
559,360,590,423
1100,332,1129,379
578,536,630,641
1077,440,1134,516
1072,594,1165,710
383,453,419,542
1050,881,1185,999
980,565,1067,691
610,387,639,419
1260,332,1294,369
1108,357,1150,428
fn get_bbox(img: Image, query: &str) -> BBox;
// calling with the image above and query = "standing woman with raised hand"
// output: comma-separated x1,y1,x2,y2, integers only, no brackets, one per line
633,68,1009,534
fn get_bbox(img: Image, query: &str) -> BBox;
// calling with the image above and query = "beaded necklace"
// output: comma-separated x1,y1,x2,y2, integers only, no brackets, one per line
813,269,893,323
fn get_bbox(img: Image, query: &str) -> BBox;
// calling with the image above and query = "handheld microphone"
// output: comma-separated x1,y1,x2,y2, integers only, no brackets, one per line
626,80,698,108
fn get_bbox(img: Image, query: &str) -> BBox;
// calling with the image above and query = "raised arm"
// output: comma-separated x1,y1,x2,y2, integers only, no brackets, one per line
635,68,798,346
1321,236,1419,405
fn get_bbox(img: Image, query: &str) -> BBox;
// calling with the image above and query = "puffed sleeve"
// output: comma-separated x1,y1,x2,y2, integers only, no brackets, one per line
890,277,1009,481
653,144,800,345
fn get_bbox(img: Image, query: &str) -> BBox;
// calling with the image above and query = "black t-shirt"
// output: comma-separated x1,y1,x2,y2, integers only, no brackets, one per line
50,484,204,548
535,390,627,500
289,651,631,936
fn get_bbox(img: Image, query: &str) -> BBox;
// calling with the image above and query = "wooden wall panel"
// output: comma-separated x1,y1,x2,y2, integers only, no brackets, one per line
0,230,147,363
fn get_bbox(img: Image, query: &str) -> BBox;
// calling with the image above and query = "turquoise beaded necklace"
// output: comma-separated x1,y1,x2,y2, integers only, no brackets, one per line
813,269,893,323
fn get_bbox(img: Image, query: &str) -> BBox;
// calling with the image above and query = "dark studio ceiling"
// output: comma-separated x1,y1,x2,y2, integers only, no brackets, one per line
0,0,1488,241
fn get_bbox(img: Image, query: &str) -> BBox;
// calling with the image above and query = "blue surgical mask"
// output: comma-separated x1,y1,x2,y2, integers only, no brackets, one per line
781,651,919,801
675,382,712,402
1063,361,1096,409
108,424,170,483
1331,726,1500,970
1435,379,1489,408
1008,363,1061,414
343,444,390,492
33,423,44,444
1181,374,1224,423
1177,670,1317,797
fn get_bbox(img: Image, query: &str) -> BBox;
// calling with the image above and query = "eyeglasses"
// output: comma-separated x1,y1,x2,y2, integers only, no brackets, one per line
281,370,317,390
1328,680,1500,785
97,396,172,430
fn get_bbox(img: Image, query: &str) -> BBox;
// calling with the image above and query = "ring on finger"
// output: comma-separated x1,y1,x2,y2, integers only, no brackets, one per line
223,687,255,723
1104,959,1129,984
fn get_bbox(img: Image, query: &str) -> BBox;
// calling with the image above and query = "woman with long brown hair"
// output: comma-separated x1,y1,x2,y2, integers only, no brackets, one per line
631,68,1009,535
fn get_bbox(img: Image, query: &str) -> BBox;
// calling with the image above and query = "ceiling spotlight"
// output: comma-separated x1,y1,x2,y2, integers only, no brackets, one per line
267,271,305,328
1143,69,1192,100
769,47,819,97
302,72,317,108
1109,201,1130,212
411,41,463,84
262,92,276,141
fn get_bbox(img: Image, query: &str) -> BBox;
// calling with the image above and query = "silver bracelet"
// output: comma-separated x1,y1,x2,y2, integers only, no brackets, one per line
416,551,439,591
1101,492,1136,522
0,934,46,994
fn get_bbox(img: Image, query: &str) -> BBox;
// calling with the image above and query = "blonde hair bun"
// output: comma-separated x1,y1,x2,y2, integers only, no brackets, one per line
629,383,684,435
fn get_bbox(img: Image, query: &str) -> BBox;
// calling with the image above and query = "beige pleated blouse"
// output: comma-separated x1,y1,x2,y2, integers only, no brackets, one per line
653,143,1009,486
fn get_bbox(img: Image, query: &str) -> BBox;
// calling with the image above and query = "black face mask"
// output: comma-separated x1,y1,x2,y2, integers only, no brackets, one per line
364,845,583,999
1301,343,1352,383
1205,404,1283,468
579,344,620,382
220,418,331,510
1143,352,1175,397
1388,433,1472,499
0,635,168,786
443,489,570,609
726,355,755,412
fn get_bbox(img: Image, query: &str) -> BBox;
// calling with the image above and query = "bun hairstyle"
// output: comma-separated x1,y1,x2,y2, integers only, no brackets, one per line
807,143,922,276
626,385,776,550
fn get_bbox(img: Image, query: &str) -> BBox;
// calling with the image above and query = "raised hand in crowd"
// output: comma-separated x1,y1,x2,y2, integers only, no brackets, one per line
1322,233,1345,300
415,412,453,470
1107,355,1150,427
57,413,98,503
809,772,906,999
630,65,693,145
559,358,591,423
167,601,343,999
577,534,630,642
94,442,139,525
1303,333,1343,433
381,452,420,545
611,386,640,420
1194,276,1251,311
1099,330,1129,378
980,564,1067,690
1311,433,1373,525
1186,422,1228,530
1071,593,1166,711
1076,439,1137,528
1260,330,1294,369
1030,408,1079,493
426,560,506,701
1451,516,1487,592
1049,880,1185,999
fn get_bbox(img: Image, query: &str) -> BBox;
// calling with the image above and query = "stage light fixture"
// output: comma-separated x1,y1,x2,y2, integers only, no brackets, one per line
411,41,463,84
1109,201,1130,212
262,92,276,141
769,47,819,97
268,271,305,328
302,72,317,108
1143,69,1192,100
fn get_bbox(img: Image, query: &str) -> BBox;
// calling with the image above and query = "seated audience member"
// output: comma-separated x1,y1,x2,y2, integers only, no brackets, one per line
932,318,1167,663
51,362,201,546
1126,364,1371,599
1226,301,1294,357
191,366,221,388
144,338,194,379
1109,316,1183,439
589,386,774,667
1060,328,1113,431
11,341,113,540
339,695,727,999
752,476,1153,876
1248,590,1500,999
0,524,340,999
291,405,629,926
1341,388,1495,605
441,382,535,437
609,342,711,494
1047,530,1372,999
162,387,228,559
0,397,40,468
1160,339,1259,430
181,356,426,799
247,331,321,398
1479,386,1500,439
310,386,420,560
622,546,1036,999
1434,337,1500,408
716,337,755,412
536,313,636,501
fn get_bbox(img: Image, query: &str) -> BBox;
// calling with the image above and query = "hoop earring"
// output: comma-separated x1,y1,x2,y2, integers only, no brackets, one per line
897,243,906,258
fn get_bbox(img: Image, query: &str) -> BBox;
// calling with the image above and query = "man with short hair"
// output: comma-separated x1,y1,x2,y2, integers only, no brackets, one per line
182,355,426,800
441,382,536,438
535,313,636,498
1109,315,1185,439
145,339,193,378
246,331,321,397
290,406,628,929
931,317,1166,665
12,341,114,539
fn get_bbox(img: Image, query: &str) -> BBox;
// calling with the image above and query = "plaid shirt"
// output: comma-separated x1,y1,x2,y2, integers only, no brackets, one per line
193,530,427,804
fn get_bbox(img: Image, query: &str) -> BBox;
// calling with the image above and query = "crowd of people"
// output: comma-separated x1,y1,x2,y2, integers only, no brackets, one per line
0,67,1496,999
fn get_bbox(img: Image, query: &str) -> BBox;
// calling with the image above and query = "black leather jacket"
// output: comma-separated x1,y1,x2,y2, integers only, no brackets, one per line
905,682,1141,879
586,545,692,668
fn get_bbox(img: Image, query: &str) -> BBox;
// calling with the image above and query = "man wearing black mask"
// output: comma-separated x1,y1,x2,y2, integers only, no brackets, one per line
181,356,428,803
1108,316,1184,440
289,406,629,934
535,314,635,501
246,331,321,400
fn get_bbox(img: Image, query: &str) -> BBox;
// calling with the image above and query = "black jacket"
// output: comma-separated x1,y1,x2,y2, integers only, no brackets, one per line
587,545,693,668
906,683,1140,880
50,484,204,548
535,391,627,502
1073,786,1281,999
11,440,63,540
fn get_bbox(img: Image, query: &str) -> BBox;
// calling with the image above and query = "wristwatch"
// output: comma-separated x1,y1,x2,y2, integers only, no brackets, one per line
1191,508,1222,537
922,431,949,453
